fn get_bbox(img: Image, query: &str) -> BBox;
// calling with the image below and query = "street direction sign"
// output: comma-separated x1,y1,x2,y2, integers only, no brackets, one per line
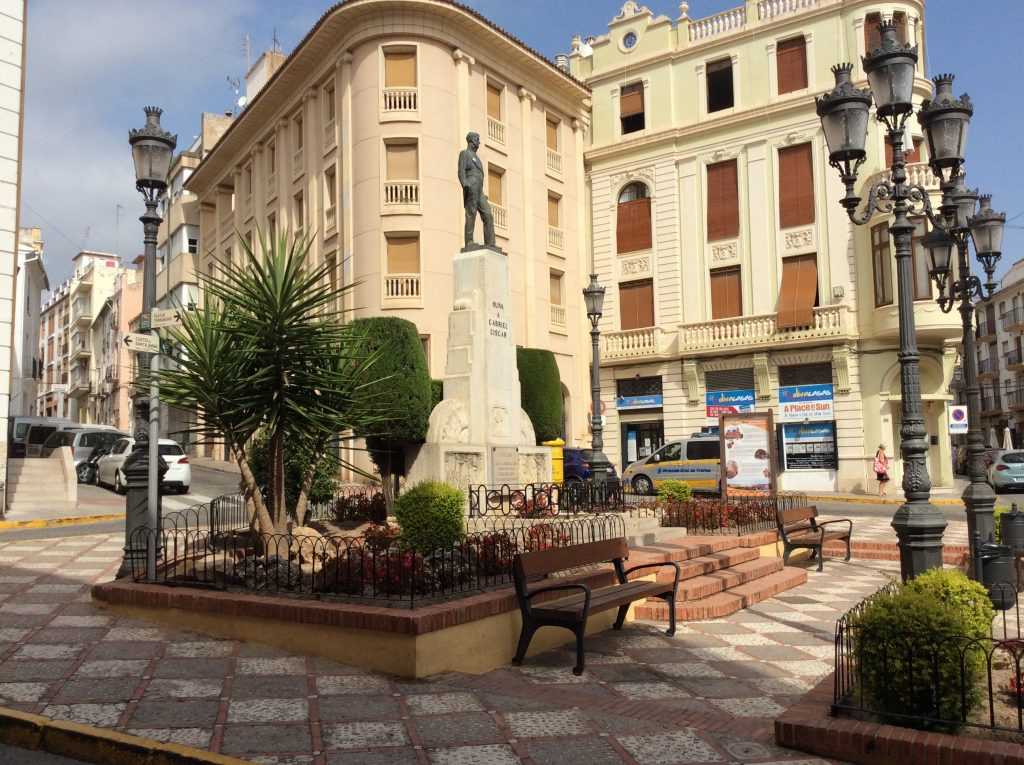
124,332,160,354
150,308,183,329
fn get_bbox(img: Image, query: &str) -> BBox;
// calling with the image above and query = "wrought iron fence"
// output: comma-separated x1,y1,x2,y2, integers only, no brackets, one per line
833,581,1024,738
466,481,635,518
659,492,807,536
130,514,626,608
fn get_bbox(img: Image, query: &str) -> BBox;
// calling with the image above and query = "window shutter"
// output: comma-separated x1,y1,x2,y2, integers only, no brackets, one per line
620,280,654,330
385,143,418,180
776,37,807,94
549,273,562,305
384,51,416,88
707,160,739,241
864,13,882,53
487,84,502,120
386,236,420,274
547,195,560,227
710,267,742,320
776,254,818,329
616,197,652,254
546,120,558,150
620,83,644,118
487,169,503,205
778,143,814,229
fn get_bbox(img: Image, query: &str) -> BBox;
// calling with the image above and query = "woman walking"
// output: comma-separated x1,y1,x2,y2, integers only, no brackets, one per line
874,444,890,497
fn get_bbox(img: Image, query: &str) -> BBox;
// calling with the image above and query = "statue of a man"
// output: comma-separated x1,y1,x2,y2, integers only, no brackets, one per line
457,131,496,249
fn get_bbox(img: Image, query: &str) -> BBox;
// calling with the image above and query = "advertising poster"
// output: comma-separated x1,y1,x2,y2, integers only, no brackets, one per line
705,389,755,421
719,411,777,497
778,384,834,422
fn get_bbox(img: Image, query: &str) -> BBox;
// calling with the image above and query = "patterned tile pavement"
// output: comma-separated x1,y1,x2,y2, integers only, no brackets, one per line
0,531,905,764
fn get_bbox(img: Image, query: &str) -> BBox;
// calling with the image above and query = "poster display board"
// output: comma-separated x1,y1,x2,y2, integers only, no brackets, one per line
781,422,838,470
778,384,834,422
719,411,777,497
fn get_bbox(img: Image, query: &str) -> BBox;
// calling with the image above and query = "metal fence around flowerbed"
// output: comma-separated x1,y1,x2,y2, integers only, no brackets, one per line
833,581,1024,738
130,513,626,608
659,492,808,536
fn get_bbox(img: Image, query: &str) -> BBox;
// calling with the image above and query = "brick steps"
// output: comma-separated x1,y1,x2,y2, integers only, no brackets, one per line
676,557,785,600
629,536,742,565
651,547,761,584
822,540,969,565
635,566,808,622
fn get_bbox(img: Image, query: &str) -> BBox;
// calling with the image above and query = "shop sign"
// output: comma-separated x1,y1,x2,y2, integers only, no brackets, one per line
705,389,755,419
783,423,835,442
778,384,834,422
948,405,968,434
616,393,663,410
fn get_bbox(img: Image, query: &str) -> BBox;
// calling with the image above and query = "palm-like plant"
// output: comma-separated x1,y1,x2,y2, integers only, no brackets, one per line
157,231,387,534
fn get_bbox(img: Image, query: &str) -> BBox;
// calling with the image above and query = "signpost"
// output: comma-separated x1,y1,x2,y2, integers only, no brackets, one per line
124,332,160,354
149,307,182,329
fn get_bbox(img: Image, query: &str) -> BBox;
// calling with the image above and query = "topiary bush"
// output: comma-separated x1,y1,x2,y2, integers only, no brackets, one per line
851,570,993,730
430,379,444,411
393,481,465,554
656,480,693,504
516,348,563,443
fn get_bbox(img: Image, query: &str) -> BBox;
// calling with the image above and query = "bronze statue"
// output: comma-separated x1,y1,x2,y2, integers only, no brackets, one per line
457,131,496,250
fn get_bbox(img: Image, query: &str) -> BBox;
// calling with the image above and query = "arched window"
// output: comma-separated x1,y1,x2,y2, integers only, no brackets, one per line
617,182,651,254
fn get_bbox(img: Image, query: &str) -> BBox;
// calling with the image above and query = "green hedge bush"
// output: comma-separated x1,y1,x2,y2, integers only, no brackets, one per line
516,348,563,443
851,569,993,729
394,481,465,554
430,379,444,411
656,480,693,504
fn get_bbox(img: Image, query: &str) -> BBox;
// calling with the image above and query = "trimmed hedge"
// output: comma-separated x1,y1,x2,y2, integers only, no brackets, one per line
430,378,444,411
851,569,994,730
394,481,465,554
656,480,693,504
516,348,563,443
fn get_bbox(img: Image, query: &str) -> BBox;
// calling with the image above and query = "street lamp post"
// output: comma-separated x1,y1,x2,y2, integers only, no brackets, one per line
816,22,950,580
118,107,176,579
923,179,1006,576
583,274,613,485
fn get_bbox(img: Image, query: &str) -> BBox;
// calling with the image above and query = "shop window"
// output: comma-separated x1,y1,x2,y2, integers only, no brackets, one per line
617,376,662,398
778,143,814,229
617,182,652,253
779,362,832,387
706,160,739,241
620,82,645,134
776,36,807,95
710,266,742,320
619,279,654,330
776,253,818,329
707,58,734,113
910,217,931,301
871,223,893,307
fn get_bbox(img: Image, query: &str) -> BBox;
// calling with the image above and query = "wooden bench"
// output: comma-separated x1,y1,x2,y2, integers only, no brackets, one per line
777,505,852,571
512,538,680,675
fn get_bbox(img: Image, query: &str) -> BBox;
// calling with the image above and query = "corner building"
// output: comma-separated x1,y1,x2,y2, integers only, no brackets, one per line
186,0,592,471
573,0,958,492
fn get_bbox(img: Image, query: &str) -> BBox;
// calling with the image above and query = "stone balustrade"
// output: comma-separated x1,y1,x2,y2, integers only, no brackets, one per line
757,0,819,21
323,120,336,150
546,148,562,174
382,87,417,112
548,226,564,252
324,205,337,232
602,326,669,361
383,180,420,207
678,304,852,355
384,273,421,300
688,7,746,42
292,148,304,178
492,202,508,231
487,116,506,146
550,304,566,330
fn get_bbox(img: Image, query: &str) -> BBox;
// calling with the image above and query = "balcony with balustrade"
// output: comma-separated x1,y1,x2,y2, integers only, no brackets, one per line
492,203,508,232
977,316,998,342
1003,307,1024,334
323,120,337,152
487,116,505,147
546,149,562,176
383,273,421,307
382,87,418,116
382,180,420,213
71,298,93,327
1007,387,1024,413
976,356,999,381
69,331,90,362
550,304,567,333
547,226,564,254
69,365,90,397
324,205,337,235
1007,349,1024,373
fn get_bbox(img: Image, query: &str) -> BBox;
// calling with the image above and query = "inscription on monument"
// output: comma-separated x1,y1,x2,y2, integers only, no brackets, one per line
491,446,518,486
488,300,509,340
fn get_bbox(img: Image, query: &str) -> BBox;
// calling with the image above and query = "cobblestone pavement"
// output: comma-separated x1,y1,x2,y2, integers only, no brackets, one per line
820,512,968,546
0,532,901,764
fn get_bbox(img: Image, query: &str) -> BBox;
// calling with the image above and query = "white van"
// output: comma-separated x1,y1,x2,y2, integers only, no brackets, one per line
10,416,72,458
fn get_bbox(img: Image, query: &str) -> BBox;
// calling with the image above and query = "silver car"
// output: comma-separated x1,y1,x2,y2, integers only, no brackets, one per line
41,428,128,482
990,450,1024,492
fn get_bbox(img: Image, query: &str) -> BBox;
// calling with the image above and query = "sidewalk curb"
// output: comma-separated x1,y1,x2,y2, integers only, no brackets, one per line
0,513,124,530
804,494,965,507
0,706,250,764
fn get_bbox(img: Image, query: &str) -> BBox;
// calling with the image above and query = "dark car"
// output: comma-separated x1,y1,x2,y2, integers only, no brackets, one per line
562,447,618,483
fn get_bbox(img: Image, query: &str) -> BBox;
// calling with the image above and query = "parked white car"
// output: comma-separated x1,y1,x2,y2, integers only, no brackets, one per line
96,437,191,495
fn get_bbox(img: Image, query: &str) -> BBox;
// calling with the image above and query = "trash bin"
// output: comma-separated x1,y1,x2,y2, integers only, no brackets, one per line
1000,503,1024,554
979,541,1017,610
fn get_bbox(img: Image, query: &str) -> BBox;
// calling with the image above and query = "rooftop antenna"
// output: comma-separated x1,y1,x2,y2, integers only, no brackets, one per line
80,225,90,250
243,33,251,72
272,27,281,54
227,75,244,114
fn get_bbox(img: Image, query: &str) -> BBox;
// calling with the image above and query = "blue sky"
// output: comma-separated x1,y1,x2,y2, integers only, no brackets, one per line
22,0,1024,287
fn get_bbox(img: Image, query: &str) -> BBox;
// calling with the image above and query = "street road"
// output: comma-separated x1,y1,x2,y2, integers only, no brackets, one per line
0,745,89,764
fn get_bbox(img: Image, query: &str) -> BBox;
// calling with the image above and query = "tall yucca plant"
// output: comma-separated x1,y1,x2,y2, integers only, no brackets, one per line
157,231,387,534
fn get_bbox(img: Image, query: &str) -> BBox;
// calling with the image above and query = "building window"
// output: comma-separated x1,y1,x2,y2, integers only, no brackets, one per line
864,12,883,53
487,81,503,123
324,165,337,229
547,192,560,228
267,212,277,242
885,136,923,165
616,182,652,254
385,140,419,181
619,82,645,134
324,82,336,123
777,253,818,329
546,117,559,152
487,166,504,207
384,48,417,88
778,143,814,229
420,335,430,368
293,113,304,151
187,238,198,255
706,160,739,241
244,164,253,197
549,270,563,306
776,36,807,94
619,279,655,330
707,58,734,112
324,250,338,299
293,191,304,233
892,11,908,43
710,266,742,320
910,217,931,301
871,223,893,306
386,234,420,274
268,140,276,175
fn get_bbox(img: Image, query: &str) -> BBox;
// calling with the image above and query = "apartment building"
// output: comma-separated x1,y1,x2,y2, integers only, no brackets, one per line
572,0,958,492
11,227,48,418
37,282,70,418
86,269,141,431
185,0,593,466
65,251,125,422
975,258,1024,448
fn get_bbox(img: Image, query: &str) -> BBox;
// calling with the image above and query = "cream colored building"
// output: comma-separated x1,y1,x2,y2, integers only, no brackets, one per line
186,0,593,467
572,0,958,492
88,269,141,432
37,281,70,418
12,227,47,418
975,258,1024,446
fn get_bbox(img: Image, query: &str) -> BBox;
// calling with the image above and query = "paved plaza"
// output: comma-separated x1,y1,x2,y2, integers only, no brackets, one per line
0,529,909,764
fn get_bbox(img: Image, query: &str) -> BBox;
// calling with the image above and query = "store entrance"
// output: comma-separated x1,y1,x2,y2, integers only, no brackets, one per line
621,421,664,470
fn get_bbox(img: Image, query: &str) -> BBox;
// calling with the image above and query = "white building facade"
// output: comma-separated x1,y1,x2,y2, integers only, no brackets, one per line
11,227,47,417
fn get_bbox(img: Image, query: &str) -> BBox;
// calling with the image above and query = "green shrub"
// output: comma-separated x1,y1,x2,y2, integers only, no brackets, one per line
394,481,465,554
851,570,993,729
516,348,563,443
430,379,444,411
657,480,693,504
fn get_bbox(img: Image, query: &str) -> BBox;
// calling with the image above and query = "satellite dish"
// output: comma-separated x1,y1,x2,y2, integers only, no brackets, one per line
237,96,247,109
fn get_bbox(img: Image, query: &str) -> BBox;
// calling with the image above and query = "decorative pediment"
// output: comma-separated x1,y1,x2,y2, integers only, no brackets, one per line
613,1,651,22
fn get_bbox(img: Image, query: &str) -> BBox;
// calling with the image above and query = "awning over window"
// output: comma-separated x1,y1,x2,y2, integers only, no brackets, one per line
776,254,818,329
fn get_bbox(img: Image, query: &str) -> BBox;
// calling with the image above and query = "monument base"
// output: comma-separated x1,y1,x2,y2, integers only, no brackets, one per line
406,443,551,489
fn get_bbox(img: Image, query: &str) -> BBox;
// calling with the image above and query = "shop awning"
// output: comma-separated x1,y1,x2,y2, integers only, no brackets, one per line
777,254,818,330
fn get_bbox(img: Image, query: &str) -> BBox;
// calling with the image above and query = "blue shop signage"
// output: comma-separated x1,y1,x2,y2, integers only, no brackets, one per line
616,394,664,410
705,389,755,418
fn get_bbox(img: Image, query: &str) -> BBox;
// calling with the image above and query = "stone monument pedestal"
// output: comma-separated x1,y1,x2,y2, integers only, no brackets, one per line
407,247,551,491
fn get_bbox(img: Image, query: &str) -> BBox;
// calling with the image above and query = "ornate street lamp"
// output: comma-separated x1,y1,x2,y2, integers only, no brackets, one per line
119,106,176,579
583,273,613,485
817,21,949,580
